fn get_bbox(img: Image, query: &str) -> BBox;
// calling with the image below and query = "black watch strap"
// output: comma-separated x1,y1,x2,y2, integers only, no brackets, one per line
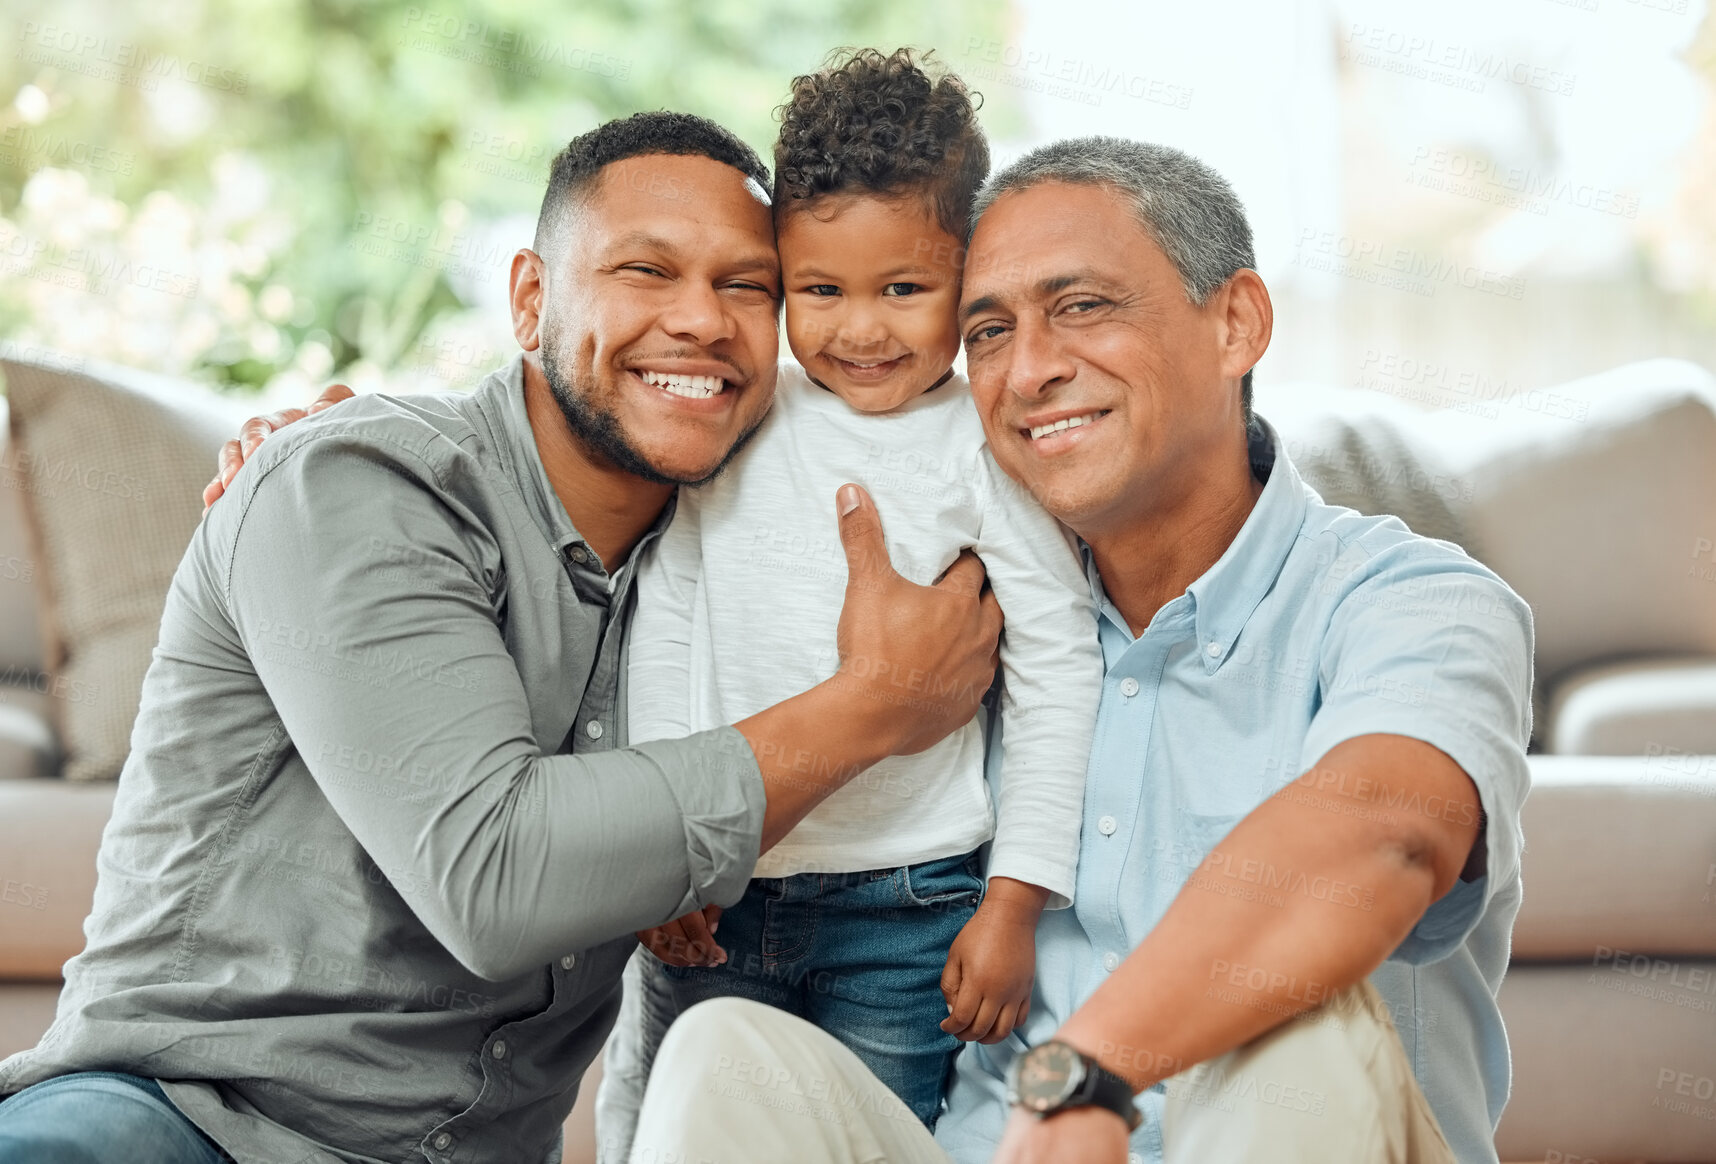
1080,1059,1143,1131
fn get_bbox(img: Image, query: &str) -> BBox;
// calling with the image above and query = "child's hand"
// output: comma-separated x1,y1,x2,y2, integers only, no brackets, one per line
636,904,725,968
940,878,1048,1044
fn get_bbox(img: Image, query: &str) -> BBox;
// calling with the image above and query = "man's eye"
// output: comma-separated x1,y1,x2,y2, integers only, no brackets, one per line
806,284,840,297
965,323,1007,345
1065,299,1106,313
884,282,921,297
622,264,665,277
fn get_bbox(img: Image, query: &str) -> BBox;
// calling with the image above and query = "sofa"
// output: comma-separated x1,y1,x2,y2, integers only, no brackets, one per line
0,346,1712,1163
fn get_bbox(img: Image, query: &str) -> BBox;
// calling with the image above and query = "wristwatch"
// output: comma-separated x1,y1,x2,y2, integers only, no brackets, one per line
1005,1039,1143,1130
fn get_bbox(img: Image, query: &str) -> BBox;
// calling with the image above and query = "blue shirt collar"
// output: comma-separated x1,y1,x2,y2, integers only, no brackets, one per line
1082,417,1309,671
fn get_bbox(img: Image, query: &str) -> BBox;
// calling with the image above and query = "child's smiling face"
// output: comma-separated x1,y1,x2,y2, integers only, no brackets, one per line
777,194,965,413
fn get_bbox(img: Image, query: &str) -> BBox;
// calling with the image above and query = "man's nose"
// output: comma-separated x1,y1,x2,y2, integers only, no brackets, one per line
661,282,737,346
1003,319,1074,400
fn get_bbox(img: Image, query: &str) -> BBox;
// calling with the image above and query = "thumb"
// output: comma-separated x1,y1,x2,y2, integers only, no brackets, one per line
836,483,895,586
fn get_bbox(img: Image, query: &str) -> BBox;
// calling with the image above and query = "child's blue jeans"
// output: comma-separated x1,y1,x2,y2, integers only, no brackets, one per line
596,848,983,1160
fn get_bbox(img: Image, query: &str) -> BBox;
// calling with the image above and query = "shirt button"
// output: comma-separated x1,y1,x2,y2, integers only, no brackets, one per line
585,720,603,740
491,1040,507,1059
433,1133,452,1150
568,545,590,564
1098,815,1117,836
1119,677,1140,698
560,954,577,970
1206,641,1222,658
1103,951,1121,972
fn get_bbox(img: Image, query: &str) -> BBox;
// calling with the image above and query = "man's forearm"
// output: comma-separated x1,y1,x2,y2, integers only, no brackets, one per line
1054,735,1480,1092
736,678,898,853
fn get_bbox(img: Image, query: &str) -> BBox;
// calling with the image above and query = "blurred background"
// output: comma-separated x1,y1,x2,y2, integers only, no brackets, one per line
2,0,1711,408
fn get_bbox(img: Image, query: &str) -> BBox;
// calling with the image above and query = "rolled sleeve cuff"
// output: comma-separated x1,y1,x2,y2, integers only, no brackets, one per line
649,726,766,913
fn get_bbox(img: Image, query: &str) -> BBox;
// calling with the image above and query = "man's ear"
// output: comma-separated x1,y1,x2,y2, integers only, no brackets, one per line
1215,268,1272,385
510,249,547,352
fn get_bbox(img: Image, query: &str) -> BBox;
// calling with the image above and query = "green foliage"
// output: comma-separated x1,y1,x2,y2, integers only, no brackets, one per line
0,0,1017,392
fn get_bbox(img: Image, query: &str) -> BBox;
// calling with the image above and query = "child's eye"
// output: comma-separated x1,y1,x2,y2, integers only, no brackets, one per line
806,284,841,297
884,282,921,297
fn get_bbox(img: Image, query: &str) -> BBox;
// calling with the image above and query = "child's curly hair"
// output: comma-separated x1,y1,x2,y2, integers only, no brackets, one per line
773,47,989,240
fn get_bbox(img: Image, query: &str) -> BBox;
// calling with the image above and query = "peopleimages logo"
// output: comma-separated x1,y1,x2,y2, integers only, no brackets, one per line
16,23,249,94
1339,23,1577,97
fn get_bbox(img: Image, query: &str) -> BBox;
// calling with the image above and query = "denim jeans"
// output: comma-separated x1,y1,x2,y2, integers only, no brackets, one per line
0,1072,231,1163
660,849,984,1127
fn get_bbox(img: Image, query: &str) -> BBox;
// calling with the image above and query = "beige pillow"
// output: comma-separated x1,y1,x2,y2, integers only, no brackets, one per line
1261,358,1716,693
1,351,240,781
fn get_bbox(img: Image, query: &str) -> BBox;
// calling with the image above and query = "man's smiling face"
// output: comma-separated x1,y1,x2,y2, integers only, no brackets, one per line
959,181,1250,539
526,153,782,486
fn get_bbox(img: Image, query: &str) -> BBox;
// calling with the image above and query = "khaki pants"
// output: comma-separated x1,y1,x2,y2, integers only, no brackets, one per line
627,982,1454,1164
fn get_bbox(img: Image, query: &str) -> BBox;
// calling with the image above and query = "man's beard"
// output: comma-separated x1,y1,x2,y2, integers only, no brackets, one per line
539,339,764,488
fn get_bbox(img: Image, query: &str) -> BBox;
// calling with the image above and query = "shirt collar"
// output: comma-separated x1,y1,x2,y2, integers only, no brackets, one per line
1082,417,1309,671
475,354,677,565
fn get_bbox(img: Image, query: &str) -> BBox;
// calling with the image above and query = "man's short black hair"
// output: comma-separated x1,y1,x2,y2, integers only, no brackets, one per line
533,111,771,257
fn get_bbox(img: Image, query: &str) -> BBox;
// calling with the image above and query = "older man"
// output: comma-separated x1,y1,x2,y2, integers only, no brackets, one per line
627,138,1532,1163
0,113,1001,1164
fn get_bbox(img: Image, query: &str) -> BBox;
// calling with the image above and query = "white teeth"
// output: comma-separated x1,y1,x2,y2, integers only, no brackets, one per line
1028,412,1104,440
640,370,726,398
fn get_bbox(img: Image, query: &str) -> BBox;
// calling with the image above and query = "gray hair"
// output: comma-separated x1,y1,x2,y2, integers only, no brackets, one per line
970,137,1258,423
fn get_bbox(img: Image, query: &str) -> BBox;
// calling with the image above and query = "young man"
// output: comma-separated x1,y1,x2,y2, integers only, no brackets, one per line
627,138,1533,1164
0,113,1001,1164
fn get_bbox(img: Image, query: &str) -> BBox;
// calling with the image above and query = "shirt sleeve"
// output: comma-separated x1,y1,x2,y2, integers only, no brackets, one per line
1297,538,1534,966
626,488,702,745
221,431,764,982
973,451,1103,909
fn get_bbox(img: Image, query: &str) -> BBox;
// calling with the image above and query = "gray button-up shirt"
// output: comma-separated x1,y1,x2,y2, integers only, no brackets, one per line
0,356,766,1164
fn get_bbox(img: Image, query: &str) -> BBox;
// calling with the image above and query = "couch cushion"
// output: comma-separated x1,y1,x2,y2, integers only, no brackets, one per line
1495,962,1716,1163
1,352,242,782
1261,359,1716,698
1547,656,1716,756
0,780,116,979
0,685,59,781
0,398,47,683
1512,755,1716,960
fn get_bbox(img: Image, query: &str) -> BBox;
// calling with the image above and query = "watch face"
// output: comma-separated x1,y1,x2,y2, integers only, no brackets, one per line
1014,1042,1086,1113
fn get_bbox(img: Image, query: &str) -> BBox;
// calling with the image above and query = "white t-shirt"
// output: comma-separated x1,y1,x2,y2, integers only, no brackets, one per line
627,361,1101,905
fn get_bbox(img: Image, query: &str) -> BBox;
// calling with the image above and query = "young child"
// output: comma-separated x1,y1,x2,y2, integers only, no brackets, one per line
595,48,1103,1156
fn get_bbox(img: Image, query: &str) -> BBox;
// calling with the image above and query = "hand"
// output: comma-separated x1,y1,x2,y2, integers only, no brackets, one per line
992,1106,1130,1164
202,383,355,509
636,904,725,968
941,879,1043,1043
831,483,1002,756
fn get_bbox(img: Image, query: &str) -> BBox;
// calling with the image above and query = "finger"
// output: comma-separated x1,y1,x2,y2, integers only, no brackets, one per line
963,995,1003,1045
941,976,981,1037
676,908,725,966
936,548,989,601
201,477,224,511
308,383,355,413
940,956,962,1009
983,1001,1021,1045
239,411,293,458
834,483,895,587
701,903,723,934
655,920,702,966
215,439,244,488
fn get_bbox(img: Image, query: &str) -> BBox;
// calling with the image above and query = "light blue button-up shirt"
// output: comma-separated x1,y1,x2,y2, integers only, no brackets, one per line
938,419,1533,1164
